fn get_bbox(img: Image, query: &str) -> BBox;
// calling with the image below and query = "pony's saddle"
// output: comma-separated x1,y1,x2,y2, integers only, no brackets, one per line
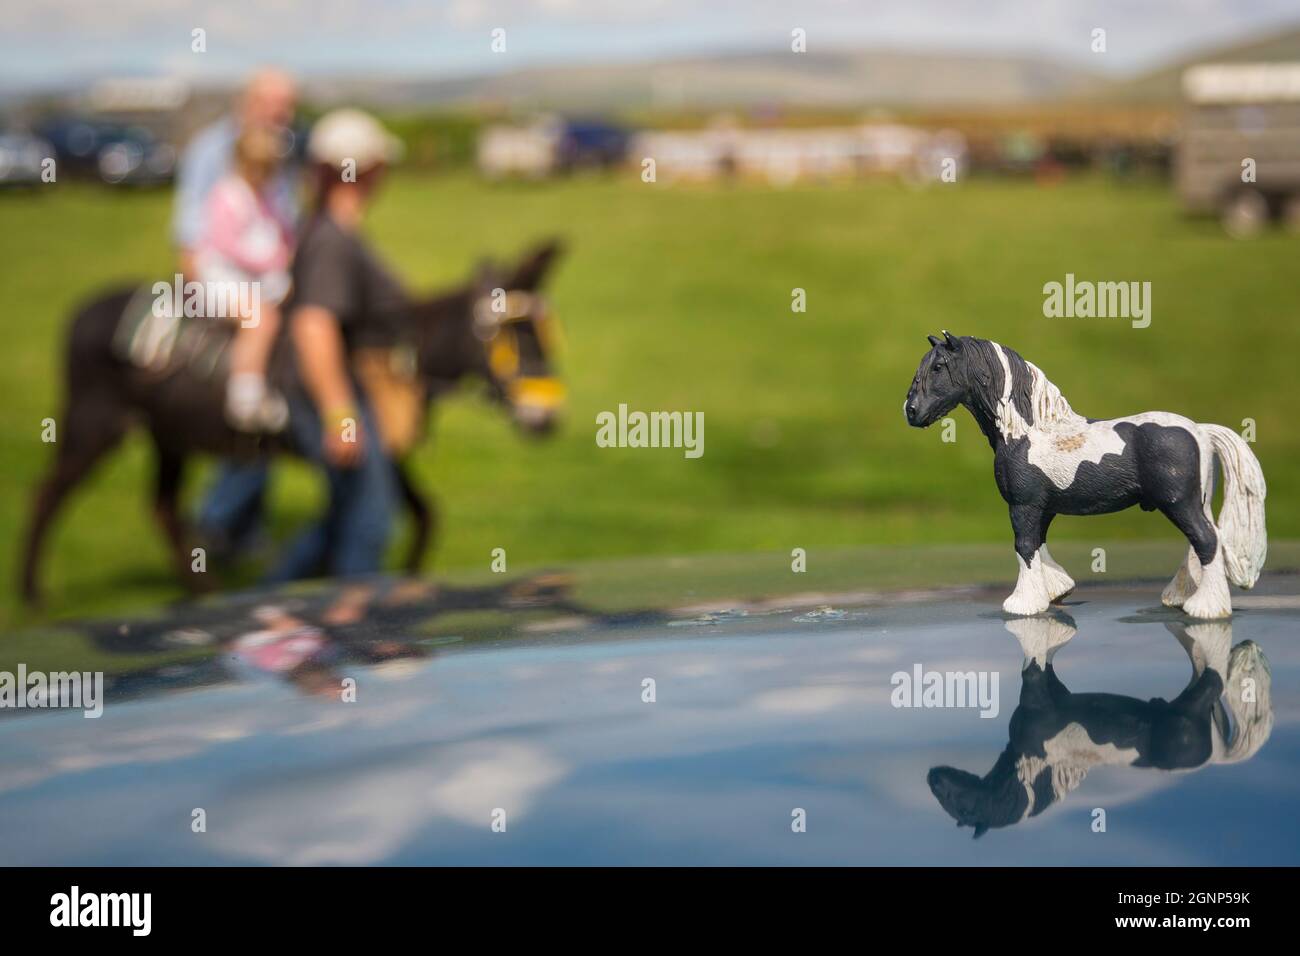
111,284,236,380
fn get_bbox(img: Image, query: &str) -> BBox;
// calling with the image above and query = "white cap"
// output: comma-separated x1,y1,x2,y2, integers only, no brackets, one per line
307,108,404,172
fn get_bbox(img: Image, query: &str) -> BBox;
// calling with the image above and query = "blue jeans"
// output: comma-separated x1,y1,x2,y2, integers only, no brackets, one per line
265,392,397,583
197,460,270,558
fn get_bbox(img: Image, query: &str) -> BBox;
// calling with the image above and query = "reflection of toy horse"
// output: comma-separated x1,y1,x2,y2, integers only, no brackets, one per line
927,615,1273,838
905,333,1267,618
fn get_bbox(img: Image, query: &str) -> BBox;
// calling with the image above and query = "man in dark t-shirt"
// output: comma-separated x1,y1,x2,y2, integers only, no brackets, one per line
289,212,409,354
265,109,408,582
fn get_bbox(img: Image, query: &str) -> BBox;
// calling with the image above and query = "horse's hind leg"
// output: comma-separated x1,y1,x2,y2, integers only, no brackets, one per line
1161,545,1202,608
1163,465,1215,607
1036,513,1075,602
1162,499,1230,619
20,407,128,606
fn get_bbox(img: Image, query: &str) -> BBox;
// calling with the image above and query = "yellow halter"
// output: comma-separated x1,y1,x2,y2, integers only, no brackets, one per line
473,291,566,409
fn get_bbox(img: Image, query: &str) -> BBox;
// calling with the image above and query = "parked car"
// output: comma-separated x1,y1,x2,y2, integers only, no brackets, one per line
557,120,631,171
479,116,629,179
0,130,54,186
38,117,177,185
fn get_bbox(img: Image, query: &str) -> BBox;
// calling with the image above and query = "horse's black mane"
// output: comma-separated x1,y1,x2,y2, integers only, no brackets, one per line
936,335,1038,448
956,336,1036,426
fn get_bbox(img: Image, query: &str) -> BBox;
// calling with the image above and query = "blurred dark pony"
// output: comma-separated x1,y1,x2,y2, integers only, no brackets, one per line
19,241,565,605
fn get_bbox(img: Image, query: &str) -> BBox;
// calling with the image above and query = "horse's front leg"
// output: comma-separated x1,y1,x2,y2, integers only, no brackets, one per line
1036,512,1075,602
1004,504,1052,616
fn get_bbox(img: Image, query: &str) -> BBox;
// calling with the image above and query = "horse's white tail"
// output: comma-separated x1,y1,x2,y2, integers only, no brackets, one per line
1218,640,1273,763
1201,424,1267,588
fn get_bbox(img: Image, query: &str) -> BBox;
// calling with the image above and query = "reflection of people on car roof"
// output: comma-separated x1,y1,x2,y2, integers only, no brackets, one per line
69,572,669,702
227,605,334,676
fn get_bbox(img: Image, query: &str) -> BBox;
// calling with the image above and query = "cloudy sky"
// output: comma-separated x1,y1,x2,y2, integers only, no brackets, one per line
5,0,1299,87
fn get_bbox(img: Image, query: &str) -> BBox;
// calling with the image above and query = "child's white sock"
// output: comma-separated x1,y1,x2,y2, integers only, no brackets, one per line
226,372,267,430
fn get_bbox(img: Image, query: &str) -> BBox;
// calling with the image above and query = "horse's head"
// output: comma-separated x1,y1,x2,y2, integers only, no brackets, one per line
413,239,566,436
904,330,974,428
470,242,566,435
927,749,1032,839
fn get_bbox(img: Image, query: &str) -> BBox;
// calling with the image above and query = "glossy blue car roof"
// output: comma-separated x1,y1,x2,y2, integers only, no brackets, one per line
1,567,1296,865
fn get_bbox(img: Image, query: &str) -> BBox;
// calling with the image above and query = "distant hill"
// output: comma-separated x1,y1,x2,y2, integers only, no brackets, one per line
1098,24,1300,103
305,48,1107,113
12,22,1300,118
306,25,1300,115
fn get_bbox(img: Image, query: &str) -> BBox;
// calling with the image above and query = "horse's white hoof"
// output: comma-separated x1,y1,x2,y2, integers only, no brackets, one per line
1003,591,1050,616
1037,547,1074,602
1005,616,1077,668
1182,589,1232,620
1161,567,1196,607
1042,568,1075,602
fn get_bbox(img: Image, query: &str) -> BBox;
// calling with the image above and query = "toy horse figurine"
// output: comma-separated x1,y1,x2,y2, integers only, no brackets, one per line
904,332,1266,618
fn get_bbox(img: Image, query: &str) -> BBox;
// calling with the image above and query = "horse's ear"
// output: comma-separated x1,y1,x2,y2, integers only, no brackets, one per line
473,258,496,287
927,334,942,349
942,330,960,350
509,237,566,291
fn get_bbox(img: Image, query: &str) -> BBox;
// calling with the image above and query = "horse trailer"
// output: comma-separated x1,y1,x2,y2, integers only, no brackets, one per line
1178,63,1300,236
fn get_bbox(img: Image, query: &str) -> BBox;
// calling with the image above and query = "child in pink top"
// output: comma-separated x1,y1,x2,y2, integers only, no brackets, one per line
195,124,295,431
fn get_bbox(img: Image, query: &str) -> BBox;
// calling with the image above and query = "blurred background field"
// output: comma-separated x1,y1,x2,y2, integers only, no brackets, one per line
1,169,1297,624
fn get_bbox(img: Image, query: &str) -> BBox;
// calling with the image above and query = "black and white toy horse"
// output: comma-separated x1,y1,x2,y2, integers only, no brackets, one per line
905,333,1267,618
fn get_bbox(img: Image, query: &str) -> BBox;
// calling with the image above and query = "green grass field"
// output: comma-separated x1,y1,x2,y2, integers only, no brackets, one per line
1,172,1296,626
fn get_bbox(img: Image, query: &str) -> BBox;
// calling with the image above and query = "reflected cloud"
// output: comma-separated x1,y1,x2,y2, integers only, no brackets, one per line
211,741,566,865
752,684,859,715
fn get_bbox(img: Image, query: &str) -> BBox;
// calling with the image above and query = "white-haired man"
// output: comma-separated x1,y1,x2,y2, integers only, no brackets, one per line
175,69,299,562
